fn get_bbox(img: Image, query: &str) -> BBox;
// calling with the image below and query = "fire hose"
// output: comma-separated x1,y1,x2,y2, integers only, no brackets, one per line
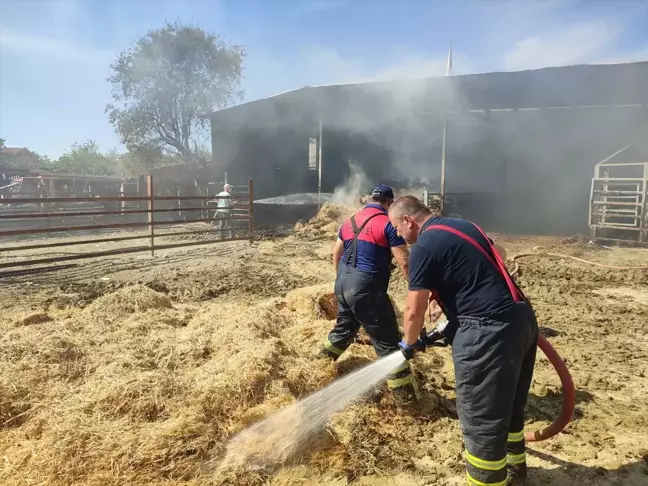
510,253,648,441
422,252,648,443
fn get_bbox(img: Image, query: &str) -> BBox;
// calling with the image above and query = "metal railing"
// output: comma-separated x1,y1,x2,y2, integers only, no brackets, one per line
0,175,254,274
589,159,647,243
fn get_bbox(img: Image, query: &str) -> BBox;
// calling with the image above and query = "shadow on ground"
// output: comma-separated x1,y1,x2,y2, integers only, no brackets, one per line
528,449,648,485
525,389,594,423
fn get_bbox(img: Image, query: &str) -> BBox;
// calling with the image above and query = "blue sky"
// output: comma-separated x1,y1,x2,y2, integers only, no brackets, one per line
1,0,647,159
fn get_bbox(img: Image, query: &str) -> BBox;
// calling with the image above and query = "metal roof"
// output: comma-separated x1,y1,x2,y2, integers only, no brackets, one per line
0,147,34,155
203,61,648,129
0,167,129,182
31,172,128,182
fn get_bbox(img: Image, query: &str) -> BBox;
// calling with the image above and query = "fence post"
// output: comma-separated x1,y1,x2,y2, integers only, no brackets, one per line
147,174,155,257
248,178,254,245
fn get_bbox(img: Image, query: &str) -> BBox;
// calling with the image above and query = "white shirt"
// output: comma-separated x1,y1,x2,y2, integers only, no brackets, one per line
215,190,231,210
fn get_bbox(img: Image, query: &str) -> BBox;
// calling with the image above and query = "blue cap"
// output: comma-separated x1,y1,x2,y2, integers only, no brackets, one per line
371,184,395,200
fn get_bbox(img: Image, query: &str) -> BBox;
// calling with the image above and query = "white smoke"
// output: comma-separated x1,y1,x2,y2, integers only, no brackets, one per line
331,160,372,206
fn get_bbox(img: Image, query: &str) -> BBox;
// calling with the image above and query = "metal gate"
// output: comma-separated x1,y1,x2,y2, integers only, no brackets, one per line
589,160,648,243
0,176,255,277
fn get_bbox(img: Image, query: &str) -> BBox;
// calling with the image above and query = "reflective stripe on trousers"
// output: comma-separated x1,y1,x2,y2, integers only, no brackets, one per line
386,359,421,399
464,449,508,485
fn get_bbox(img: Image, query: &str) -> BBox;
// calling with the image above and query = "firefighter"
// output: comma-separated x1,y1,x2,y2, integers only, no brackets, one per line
318,185,420,405
388,195,538,486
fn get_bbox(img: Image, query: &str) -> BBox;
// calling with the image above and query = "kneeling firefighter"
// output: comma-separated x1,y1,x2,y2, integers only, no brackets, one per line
318,185,420,405
388,195,538,486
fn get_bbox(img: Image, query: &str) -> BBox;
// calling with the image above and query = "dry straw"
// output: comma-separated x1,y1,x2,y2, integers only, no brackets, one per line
0,204,453,486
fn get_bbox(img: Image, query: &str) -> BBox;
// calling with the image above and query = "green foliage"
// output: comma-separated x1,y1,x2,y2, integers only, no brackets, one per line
53,141,118,176
117,146,182,178
105,22,244,164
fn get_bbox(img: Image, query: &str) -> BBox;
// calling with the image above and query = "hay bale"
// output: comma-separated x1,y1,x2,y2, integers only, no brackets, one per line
82,284,172,320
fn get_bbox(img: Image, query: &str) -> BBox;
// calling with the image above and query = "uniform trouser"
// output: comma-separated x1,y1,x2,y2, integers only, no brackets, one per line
320,265,420,399
452,302,538,485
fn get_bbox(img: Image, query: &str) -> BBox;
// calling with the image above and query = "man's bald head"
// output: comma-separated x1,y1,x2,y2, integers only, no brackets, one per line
388,195,432,244
389,195,431,221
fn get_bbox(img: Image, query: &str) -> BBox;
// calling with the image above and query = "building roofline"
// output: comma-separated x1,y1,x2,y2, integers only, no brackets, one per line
201,61,648,123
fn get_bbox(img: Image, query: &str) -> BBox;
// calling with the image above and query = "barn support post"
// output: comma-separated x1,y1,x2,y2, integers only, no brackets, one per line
146,174,155,257
318,117,323,212
120,182,126,214
248,178,254,245
440,116,448,215
439,43,452,216
641,162,648,243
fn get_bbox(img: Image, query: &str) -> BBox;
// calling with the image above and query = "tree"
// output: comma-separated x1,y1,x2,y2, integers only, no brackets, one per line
116,146,183,178
53,141,118,176
106,22,245,165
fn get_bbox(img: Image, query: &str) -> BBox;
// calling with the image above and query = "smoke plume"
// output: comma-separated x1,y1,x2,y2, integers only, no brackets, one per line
331,160,371,206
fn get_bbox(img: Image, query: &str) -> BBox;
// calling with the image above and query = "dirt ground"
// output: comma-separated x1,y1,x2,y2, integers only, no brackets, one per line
1,211,647,485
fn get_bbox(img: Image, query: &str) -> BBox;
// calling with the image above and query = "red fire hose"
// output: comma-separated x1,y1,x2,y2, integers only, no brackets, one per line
524,333,575,442
510,253,648,442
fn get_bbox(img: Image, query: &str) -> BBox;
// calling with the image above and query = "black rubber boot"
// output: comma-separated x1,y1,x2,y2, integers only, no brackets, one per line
507,464,528,485
315,347,339,360
388,367,421,410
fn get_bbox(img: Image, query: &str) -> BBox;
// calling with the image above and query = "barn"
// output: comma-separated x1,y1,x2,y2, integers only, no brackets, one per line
204,61,648,236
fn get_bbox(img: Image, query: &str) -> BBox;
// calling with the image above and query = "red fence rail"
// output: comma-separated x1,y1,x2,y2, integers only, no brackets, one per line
0,176,254,273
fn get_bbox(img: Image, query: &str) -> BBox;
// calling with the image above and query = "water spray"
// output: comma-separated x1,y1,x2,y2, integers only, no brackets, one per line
211,315,574,473
209,351,407,472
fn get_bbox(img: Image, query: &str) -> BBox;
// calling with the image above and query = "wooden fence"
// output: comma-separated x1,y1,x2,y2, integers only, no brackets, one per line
0,176,254,275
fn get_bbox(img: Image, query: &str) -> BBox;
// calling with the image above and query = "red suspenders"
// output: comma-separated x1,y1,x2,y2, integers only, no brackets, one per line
424,223,522,303
344,209,383,268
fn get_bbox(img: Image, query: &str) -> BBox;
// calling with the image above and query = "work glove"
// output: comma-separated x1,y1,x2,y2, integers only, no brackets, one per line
399,338,426,360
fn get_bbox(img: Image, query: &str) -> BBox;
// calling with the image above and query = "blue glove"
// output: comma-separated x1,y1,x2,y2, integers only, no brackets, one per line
399,338,426,360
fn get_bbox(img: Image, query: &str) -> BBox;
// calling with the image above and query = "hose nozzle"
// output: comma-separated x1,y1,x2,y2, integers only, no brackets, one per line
423,320,450,347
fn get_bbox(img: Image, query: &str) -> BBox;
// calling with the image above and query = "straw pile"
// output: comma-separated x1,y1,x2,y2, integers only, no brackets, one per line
82,284,173,319
0,267,454,486
295,203,356,241
0,197,459,485
4,207,648,485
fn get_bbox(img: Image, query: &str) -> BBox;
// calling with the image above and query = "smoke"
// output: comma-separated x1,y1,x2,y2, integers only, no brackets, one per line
331,160,371,206
216,60,648,239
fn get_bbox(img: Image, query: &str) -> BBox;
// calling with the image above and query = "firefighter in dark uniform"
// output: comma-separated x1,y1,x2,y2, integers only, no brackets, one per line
318,185,420,404
389,195,538,486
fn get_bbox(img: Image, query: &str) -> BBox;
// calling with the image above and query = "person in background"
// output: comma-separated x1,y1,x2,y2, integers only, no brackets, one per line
389,195,537,486
317,185,420,406
214,183,233,239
